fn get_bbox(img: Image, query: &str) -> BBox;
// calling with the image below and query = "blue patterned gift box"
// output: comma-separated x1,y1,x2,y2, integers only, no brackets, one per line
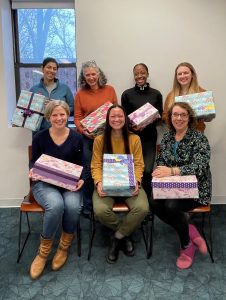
102,154,136,197
152,175,199,199
12,90,46,131
175,91,215,121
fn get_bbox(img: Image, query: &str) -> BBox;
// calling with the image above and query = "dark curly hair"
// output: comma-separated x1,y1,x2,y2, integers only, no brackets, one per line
166,102,197,131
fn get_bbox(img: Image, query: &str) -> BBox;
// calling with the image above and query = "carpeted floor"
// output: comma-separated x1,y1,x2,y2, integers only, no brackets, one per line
0,205,226,300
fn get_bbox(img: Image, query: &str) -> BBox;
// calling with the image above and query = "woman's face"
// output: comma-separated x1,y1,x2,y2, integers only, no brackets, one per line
133,65,149,86
171,105,189,133
176,66,192,88
109,107,125,131
42,62,58,82
83,67,99,89
49,106,68,129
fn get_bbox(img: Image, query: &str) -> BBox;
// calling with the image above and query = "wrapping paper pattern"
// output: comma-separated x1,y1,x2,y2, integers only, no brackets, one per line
12,90,46,131
32,154,83,191
128,102,160,128
80,102,113,136
152,175,199,199
102,154,136,196
175,91,215,121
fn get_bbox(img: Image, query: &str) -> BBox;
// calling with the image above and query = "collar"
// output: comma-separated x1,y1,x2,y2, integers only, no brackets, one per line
135,82,150,91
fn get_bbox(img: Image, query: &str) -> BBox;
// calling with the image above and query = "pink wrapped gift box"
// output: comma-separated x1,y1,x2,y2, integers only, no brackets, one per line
80,102,113,136
152,175,199,199
175,91,215,121
128,102,160,129
12,90,46,131
102,154,136,196
32,154,83,191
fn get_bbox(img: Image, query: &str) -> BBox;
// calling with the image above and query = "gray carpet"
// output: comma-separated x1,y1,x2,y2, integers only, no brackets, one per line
0,205,225,299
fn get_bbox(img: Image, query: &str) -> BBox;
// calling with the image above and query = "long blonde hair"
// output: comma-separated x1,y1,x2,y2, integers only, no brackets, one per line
167,62,201,109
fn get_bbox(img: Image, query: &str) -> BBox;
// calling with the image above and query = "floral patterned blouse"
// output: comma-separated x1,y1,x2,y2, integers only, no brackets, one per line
157,128,211,205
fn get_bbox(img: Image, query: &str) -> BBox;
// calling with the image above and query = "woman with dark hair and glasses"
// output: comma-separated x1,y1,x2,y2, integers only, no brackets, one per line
91,104,149,264
30,57,74,134
74,61,118,215
150,102,211,269
121,63,163,198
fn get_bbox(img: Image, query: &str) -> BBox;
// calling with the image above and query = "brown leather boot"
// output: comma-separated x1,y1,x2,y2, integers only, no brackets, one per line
51,231,74,271
30,236,53,280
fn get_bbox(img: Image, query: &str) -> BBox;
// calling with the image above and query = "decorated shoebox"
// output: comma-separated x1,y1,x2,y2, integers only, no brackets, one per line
12,90,46,131
80,102,113,136
152,175,199,199
175,91,215,121
128,102,160,129
102,154,136,197
32,154,83,191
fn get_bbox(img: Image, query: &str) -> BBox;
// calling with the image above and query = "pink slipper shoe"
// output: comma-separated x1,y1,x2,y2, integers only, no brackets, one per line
189,224,207,254
176,241,196,269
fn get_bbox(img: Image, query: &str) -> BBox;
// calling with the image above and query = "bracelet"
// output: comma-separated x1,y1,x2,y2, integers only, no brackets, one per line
171,167,174,176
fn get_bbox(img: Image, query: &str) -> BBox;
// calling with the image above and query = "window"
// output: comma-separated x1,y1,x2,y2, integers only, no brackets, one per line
12,7,76,98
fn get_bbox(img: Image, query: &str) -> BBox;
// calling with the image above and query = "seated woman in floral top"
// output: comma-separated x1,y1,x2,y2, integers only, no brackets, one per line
150,102,211,270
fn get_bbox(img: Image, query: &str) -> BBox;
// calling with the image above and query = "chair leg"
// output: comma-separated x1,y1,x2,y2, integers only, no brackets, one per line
17,212,31,263
77,220,81,257
141,213,154,259
87,211,96,261
201,212,214,263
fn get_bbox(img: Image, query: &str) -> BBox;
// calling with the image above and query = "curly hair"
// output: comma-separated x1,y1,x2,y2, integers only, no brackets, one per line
166,102,197,131
78,61,107,89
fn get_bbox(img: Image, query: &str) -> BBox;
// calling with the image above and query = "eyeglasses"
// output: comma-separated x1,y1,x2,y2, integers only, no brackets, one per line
172,112,189,119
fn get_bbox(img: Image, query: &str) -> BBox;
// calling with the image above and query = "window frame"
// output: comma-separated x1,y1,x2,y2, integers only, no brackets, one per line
12,8,77,99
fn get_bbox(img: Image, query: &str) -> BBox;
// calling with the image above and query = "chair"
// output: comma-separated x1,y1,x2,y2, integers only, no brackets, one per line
189,204,214,262
17,146,81,263
87,202,154,260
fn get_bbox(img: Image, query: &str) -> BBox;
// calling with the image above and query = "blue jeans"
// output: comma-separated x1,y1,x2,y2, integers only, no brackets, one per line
32,181,82,239
82,135,94,213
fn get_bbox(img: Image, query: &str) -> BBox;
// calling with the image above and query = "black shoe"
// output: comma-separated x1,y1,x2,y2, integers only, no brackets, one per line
121,237,135,257
106,237,120,264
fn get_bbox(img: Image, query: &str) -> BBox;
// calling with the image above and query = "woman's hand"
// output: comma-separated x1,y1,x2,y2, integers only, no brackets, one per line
74,179,84,191
29,168,38,181
96,182,107,197
152,166,171,178
132,181,139,196
83,129,95,139
132,124,145,132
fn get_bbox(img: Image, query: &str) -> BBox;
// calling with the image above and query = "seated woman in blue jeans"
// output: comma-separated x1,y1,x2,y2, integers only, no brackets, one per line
29,100,84,280
150,102,211,269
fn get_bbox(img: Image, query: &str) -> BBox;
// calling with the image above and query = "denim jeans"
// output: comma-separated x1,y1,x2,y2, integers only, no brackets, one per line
82,135,94,213
32,181,82,239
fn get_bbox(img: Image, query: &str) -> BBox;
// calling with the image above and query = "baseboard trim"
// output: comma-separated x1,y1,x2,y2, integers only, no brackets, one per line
0,198,22,207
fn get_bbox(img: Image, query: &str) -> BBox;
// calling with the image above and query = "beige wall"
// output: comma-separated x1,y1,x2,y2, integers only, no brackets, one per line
0,0,225,206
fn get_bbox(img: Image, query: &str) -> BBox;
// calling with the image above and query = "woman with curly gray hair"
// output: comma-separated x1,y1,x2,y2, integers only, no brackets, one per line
74,61,118,215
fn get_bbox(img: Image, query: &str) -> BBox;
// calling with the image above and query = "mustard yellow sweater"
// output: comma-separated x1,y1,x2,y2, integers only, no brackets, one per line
91,133,144,185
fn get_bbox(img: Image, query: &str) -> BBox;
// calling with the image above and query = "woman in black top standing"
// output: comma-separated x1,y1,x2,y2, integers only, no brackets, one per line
121,63,163,198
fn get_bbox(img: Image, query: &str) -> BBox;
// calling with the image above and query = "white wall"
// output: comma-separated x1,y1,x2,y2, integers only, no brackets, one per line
76,0,226,204
0,0,31,206
0,0,225,206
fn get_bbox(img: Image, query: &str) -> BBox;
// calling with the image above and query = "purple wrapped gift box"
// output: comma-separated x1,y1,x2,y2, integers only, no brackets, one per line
32,154,83,191
152,175,199,199
128,102,160,129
